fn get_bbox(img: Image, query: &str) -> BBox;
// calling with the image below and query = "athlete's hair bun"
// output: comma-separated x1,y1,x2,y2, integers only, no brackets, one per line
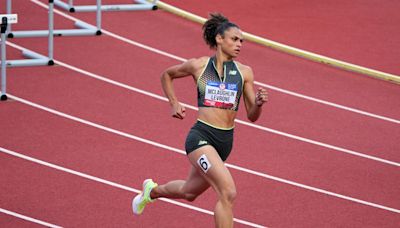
203,13,239,49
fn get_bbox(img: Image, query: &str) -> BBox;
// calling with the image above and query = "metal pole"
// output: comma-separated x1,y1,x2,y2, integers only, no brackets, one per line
6,0,12,34
1,17,8,100
96,0,102,35
48,0,55,65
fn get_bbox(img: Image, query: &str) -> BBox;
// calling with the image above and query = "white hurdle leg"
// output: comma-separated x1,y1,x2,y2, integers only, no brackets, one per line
1,18,8,100
6,0,12,35
48,0,54,65
96,0,102,34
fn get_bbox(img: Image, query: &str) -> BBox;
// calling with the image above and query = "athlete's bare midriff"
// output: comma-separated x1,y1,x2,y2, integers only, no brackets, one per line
197,107,237,129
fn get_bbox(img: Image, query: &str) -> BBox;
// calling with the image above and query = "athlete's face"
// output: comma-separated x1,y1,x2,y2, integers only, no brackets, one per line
218,27,243,58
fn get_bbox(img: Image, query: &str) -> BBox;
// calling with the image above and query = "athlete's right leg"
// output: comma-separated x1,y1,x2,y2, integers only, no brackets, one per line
150,166,210,202
187,145,236,228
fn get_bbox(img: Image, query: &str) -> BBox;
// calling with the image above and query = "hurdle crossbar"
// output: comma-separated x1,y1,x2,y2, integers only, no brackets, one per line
10,21,99,38
54,0,158,12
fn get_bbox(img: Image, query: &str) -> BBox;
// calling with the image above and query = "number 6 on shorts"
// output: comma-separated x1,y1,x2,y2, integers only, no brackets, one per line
197,154,212,173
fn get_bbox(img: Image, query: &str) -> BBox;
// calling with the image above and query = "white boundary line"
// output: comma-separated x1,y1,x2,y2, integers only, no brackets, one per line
30,0,400,125
6,41,400,168
0,208,63,228
254,82,400,124
3,94,400,214
0,147,266,228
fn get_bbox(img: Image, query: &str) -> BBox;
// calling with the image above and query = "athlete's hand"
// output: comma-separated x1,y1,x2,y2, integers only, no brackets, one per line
171,102,186,119
255,87,268,107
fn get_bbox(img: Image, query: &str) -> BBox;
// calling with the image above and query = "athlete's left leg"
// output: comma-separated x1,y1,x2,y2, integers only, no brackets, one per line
132,164,210,215
150,165,210,201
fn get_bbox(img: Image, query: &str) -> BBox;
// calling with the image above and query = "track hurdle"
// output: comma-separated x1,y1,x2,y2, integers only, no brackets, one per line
7,0,101,38
54,0,158,12
5,0,102,69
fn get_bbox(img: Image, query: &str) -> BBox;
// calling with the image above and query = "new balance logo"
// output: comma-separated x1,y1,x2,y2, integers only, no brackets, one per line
229,70,237,75
198,140,208,146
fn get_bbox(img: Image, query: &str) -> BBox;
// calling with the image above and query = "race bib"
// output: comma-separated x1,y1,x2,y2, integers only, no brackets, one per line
204,81,238,108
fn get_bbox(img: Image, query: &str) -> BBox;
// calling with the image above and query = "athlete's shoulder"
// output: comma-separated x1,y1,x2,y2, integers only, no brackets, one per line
180,56,209,78
184,56,210,73
186,56,209,67
234,61,254,80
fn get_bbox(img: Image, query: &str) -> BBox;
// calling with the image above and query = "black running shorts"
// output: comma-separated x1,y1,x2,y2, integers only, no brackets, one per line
185,120,234,161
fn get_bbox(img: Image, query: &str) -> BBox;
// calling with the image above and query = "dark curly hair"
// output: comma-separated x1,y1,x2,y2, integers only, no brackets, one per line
202,13,239,49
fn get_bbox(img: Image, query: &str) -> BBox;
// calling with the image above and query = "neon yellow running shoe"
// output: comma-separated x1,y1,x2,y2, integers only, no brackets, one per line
132,179,158,215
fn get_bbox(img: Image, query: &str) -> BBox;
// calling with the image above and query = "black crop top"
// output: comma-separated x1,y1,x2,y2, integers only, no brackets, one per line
197,56,244,111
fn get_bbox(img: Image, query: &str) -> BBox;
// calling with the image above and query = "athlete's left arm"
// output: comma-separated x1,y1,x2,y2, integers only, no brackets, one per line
241,65,268,122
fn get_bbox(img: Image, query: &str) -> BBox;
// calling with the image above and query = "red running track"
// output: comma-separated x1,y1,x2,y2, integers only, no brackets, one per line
1,0,399,227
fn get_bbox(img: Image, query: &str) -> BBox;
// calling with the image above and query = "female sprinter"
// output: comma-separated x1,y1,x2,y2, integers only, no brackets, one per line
133,13,268,228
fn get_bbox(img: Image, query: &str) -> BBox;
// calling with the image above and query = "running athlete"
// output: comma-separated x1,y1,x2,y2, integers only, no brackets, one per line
133,13,268,228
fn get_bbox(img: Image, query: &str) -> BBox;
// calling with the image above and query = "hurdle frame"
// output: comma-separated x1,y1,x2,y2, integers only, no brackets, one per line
4,0,103,69
54,0,158,12
7,0,101,39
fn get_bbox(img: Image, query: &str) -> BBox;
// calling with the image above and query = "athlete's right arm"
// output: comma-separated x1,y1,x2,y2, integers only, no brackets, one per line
161,58,200,119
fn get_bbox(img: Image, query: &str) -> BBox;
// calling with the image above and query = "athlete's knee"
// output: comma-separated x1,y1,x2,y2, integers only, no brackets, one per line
219,186,237,204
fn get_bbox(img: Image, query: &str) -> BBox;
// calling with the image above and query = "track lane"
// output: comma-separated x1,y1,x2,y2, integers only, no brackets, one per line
0,153,222,228
2,62,400,211
1,107,399,227
7,34,400,163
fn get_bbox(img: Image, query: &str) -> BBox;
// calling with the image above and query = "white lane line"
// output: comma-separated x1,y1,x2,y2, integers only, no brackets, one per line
0,147,266,228
234,119,400,167
0,208,63,228
7,41,399,168
30,0,400,125
3,94,400,214
254,82,400,124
